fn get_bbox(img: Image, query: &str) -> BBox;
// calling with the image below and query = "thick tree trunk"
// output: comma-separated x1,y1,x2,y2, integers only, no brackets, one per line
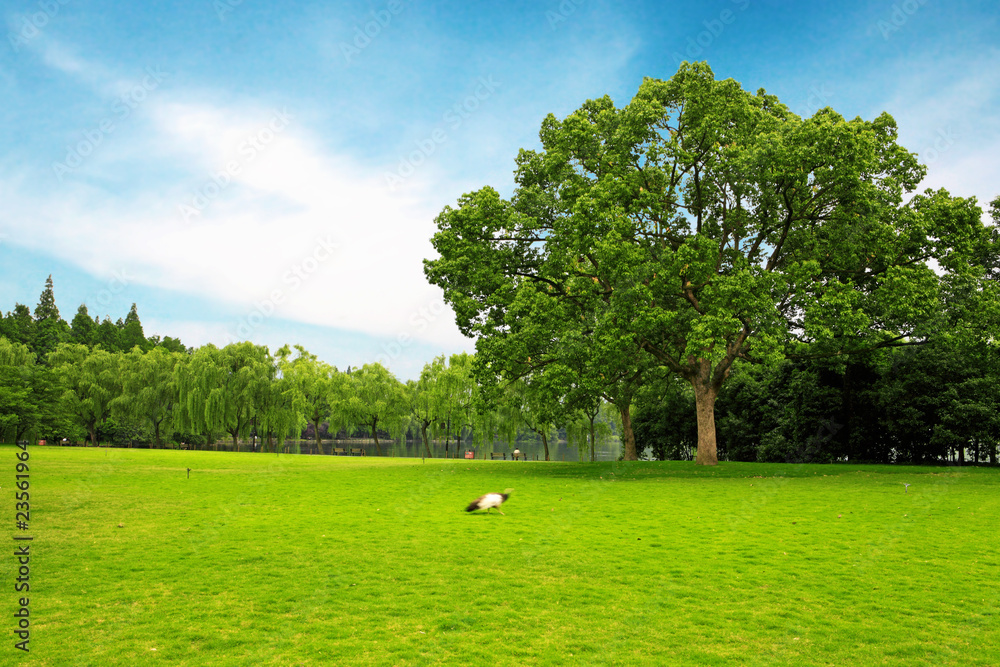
692,378,719,466
619,404,637,461
88,423,98,447
540,430,550,461
371,422,382,456
153,420,162,449
314,420,323,455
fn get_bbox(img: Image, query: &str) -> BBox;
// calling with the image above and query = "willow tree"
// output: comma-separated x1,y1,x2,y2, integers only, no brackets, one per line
433,352,478,458
276,344,338,454
409,356,446,458
118,346,183,448
0,337,40,443
49,343,121,446
426,61,995,465
251,352,303,453
177,342,272,450
342,363,408,456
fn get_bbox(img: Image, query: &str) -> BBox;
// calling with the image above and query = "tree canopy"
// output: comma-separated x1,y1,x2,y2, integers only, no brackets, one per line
425,61,999,464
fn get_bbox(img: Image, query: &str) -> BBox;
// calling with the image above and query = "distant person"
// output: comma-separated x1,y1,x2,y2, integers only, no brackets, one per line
513,448,521,461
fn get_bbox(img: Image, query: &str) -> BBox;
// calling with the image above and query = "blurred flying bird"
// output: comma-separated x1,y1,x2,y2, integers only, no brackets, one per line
466,489,513,515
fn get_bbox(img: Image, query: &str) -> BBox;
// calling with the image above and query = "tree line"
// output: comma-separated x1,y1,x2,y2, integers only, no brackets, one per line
0,278,617,458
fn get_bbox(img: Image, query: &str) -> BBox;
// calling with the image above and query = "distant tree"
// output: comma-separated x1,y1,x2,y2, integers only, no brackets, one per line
70,304,98,347
0,337,40,442
94,317,121,352
873,340,1000,464
177,342,272,450
33,275,59,320
565,400,618,462
409,356,447,458
251,353,303,453
31,275,69,361
153,336,187,354
117,347,184,448
434,353,477,458
3,304,35,349
500,377,559,461
342,363,409,456
49,343,122,446
276,344,340,454
119,303,150,352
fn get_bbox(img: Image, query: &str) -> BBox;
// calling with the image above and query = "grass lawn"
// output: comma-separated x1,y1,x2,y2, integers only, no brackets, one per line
3,445,999,665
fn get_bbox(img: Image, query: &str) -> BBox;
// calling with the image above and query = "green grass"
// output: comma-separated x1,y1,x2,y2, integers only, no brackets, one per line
4,446,1000,665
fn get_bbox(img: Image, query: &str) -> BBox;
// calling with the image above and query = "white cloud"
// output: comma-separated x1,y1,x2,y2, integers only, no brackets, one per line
1,89,469,352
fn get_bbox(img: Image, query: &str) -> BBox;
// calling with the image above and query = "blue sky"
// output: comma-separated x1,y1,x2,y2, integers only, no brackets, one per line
1,0,997,379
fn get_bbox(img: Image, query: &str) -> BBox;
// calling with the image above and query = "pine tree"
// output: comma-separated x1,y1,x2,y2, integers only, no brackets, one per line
3,305,34,347
34,275,60,321
70,305,98,346
95,317,121,352
120,303,148,351
32,276,69,361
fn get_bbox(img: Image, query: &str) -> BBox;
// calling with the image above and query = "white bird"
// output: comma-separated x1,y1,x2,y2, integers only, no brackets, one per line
466,488,513,515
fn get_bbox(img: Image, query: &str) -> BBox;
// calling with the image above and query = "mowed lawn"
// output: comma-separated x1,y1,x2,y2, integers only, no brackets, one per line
4,446,1000,666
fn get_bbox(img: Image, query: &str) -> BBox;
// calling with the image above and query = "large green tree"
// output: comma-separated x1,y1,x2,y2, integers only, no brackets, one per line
426,62,996,465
